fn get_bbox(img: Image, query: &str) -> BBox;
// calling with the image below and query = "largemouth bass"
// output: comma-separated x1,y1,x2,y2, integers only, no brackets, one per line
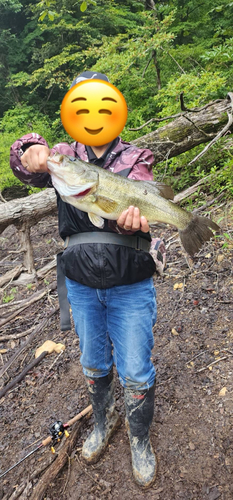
47,153,219,256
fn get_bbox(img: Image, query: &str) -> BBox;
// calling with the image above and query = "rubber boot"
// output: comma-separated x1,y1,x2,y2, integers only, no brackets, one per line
124,384,157,488
82,370,120,464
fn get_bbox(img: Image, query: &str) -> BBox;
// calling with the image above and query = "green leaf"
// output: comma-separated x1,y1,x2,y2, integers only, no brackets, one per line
39,10,47,21
80,1,87,12
48,10,55,20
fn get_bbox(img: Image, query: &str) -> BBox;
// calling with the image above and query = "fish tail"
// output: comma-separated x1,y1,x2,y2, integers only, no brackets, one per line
179,216,219,257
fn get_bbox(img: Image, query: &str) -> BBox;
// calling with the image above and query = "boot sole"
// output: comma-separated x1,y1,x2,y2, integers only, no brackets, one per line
82,414,121,465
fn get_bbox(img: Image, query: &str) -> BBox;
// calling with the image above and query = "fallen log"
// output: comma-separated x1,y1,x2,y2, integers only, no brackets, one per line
133,95,233,163
0,188,56,235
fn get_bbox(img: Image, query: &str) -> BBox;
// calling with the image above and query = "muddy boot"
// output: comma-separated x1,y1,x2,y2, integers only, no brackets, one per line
124,384,157,488
82,370,120,464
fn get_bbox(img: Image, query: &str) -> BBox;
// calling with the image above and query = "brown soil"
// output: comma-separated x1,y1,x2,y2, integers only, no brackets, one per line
0,209,232,500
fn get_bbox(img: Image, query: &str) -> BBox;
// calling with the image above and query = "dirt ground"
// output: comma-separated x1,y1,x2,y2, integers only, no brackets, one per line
0,206,232,500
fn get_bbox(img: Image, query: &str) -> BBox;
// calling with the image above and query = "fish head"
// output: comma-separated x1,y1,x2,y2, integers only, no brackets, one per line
47,153,98,198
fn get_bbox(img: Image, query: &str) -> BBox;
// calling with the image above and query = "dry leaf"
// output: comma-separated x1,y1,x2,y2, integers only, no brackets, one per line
173,282,183,290
217,254,224,263
171,328,179,336
214,350,220,356
0,349,7,354
189,442,196,451
219,387,227,397
205,253,212,259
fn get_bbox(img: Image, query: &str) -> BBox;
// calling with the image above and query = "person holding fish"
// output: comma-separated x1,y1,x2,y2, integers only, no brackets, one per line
10,71,218,488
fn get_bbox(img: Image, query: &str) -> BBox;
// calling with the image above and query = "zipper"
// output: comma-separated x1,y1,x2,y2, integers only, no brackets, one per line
97,243,106,288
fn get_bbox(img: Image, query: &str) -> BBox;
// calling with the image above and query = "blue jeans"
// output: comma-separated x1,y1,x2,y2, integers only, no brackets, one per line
66,277,157,390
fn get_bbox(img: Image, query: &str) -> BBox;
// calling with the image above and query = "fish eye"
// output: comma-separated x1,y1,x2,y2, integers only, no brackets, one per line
99,109,112,115
76,109,90,115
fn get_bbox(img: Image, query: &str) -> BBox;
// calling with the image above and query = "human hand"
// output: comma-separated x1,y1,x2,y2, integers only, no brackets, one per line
117,206,150,233
21,145,50,173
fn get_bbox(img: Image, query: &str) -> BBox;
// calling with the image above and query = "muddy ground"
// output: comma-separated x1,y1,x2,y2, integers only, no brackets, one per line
0,205,232,500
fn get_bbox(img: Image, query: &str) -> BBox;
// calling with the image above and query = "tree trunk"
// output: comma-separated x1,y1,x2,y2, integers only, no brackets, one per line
132,96,232,164
0,188,57,234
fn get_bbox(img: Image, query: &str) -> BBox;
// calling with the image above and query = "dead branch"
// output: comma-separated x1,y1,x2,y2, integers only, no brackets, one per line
197,356,229,373
0,281,57,328
0,339,64,398
189,92,233,165
37,256,57,278
0,265,24,288
5,453,56,500
18,222,35,275
160,47,186,74
173,174,213,203
129,112,183,131
0,351,48,399
192,192,226,213
0,190,7,203
129,97,224,132
30,413,92,500
0,325,34,343
0,306,59,378
11,256,57,286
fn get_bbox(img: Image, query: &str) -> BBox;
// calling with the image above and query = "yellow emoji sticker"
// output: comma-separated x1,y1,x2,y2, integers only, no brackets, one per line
60,79,128,146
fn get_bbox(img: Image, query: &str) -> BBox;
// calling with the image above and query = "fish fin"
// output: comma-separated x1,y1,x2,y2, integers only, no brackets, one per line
88,212,105,228
154,182,174,200
179,216,220,257
96,195,118,213
142,181,174,200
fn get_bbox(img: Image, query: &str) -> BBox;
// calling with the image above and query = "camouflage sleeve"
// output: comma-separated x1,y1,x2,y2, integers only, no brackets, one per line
10,134,52,188
50,142,76,157
128,149,154,181
10,135,76,188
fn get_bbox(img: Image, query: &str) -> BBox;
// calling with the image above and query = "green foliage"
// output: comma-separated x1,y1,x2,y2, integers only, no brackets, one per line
153,138,233,201
3,287,18,303
0,104,62,191
153,72,227,117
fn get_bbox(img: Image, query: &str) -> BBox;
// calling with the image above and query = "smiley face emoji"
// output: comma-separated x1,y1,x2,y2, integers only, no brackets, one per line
60,79,128,146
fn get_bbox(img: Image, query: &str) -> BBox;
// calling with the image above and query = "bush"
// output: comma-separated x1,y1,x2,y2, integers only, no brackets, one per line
0,104,65,193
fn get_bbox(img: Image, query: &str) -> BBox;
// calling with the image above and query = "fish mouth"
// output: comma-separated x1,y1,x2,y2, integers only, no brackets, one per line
84,127,103,135
72,187,94,198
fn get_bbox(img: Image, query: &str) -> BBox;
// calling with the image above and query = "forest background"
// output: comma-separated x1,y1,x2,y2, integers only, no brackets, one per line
0,0,233,203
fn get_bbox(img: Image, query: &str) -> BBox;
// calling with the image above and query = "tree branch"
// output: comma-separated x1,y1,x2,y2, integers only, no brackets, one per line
188,92,233,165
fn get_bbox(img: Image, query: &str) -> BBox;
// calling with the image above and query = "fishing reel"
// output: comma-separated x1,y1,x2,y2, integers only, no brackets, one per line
49,420,69,453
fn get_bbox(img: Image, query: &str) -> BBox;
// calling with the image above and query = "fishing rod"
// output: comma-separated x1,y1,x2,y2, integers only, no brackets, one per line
0,404,92,480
